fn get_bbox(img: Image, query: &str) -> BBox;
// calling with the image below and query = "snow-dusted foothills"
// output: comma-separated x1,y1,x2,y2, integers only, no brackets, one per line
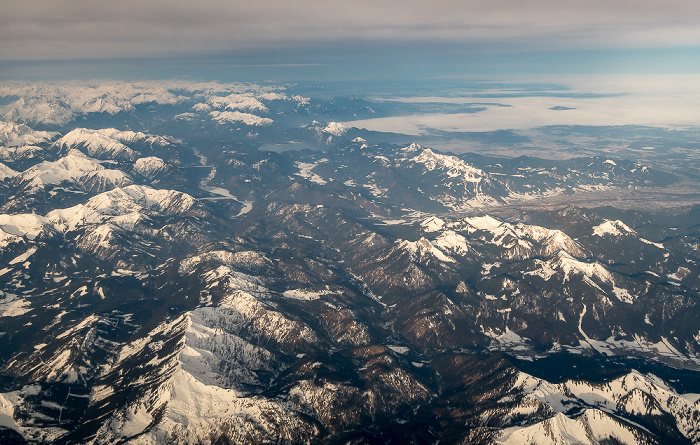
0,80,699,444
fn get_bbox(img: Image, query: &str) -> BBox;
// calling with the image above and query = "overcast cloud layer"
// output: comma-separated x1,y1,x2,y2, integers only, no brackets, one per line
3,0,700,61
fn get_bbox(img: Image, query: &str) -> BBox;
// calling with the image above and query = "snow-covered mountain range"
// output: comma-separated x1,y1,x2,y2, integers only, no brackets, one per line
0,80,699,444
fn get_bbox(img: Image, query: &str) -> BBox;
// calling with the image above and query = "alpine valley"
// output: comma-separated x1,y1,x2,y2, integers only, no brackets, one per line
0,80,699,445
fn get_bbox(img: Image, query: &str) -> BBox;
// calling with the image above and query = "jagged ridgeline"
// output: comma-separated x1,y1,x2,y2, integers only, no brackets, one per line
0,81,699,444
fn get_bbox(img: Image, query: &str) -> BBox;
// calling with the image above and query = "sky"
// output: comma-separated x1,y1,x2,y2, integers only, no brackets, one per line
3,0,700,79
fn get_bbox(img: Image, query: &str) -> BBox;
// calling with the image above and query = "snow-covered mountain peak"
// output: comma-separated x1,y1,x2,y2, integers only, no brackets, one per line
454,216,585,258
496,409,644,445
593,219,636,237
505,369,700,444
206,94,269,113
209,111,274,126
98,128,174,147
46,185,196,232
133,156,168,178
0,121,57,147
411,148,484,183
421,216,446,232
0,213,50,240
258,92,288,101
513,223,584,257
0,162,18,180
323,122,348,136
433,230,472,256
400,142,424,153
463,215,503,232
191,102,212,113
105,185,197,216
179,250,273,278
55,128,139,160
17,149,131,191
554,250,608,278
397,237,455,263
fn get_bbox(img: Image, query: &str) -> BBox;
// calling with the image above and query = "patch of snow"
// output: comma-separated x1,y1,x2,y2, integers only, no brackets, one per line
0,293,31,317
9,247,37,265
388,345,410,355
0,393,22,436
55,315,98,340
379,219,407,225
362,182,387,197
668,266,691,281
612,285,635,304
485,327,531,352
295,161,328,185
640,238,665,249
0,213,49,240
482,262,501,275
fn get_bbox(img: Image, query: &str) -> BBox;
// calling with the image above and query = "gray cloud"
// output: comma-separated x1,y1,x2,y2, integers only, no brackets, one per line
3,0,700,60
